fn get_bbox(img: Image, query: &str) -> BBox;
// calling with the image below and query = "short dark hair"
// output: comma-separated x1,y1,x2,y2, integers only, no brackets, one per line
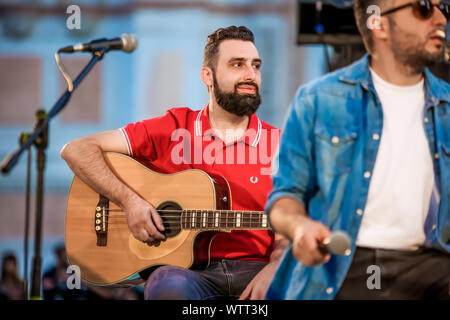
354,0,393,54
203,26,255,70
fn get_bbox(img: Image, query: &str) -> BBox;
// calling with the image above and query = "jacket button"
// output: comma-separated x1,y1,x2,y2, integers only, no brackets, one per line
331,136,339,144
364,171,371,178
326,287,334,294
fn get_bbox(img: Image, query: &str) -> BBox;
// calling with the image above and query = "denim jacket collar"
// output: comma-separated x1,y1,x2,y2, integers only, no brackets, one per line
424,68,450,107
338,53,450,106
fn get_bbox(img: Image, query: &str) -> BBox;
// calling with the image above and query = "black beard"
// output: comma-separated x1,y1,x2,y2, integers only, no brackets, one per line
212,72,261,117
389,18,444,73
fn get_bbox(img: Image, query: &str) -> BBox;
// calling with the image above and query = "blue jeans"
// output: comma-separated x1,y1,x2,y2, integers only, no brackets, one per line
144,260,267,300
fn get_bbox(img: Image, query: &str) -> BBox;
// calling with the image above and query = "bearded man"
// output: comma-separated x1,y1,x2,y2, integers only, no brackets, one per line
266,0,450,299
61,25,287,300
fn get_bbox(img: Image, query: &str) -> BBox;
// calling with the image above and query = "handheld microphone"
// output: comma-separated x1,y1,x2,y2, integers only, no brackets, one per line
319,231,352,256
58,33,138,53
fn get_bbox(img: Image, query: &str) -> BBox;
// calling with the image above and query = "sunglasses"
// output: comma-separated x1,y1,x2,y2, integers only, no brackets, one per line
381,0,449,21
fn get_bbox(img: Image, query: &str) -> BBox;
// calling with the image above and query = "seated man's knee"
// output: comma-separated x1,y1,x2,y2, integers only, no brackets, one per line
144,266,201,300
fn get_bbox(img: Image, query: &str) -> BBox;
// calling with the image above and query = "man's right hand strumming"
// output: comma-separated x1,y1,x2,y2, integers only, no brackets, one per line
123,194,166,245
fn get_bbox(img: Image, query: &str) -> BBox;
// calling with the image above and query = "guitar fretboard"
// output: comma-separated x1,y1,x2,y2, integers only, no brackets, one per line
179,210,270,230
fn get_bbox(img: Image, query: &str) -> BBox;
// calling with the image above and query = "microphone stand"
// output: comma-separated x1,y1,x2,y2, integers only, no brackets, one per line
0,46,108,299
19,131,32,299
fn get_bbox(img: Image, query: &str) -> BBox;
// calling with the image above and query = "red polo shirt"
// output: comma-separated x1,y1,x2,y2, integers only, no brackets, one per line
120,105,280,261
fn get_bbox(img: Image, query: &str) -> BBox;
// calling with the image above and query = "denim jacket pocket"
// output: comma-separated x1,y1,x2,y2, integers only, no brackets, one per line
314,125,359,176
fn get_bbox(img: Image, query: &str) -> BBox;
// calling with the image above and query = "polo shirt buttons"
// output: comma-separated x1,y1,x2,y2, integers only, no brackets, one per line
326,287,334,295
356,208,363,215
372,133,380,141
364,171,371,179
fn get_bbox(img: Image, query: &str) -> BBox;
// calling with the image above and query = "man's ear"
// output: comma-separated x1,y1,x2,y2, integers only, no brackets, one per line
200,66,213,88
372,15,390,42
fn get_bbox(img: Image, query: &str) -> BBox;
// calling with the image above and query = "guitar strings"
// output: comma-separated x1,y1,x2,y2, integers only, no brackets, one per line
103,214,266,218
103,215,266,219
104,216,267,226
105,218,266,223
96,209,267,228
100,216,266,220
102,209,266,214
102,210,266,215
104,214,264,220
106,228,271,230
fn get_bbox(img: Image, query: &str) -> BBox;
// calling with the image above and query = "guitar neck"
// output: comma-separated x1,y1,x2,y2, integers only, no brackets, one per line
179,210,271,230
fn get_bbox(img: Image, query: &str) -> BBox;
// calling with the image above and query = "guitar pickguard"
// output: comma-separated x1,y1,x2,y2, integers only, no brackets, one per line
128,230,191,260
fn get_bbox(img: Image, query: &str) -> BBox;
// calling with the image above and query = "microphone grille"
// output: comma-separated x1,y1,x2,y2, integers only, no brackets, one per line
121,33,138,53
327,231,351,256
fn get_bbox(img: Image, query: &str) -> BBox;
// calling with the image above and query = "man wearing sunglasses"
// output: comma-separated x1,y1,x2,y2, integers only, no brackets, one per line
265,0,450,300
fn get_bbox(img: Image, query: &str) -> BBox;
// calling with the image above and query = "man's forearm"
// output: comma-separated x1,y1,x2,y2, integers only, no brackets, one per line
61,140,138,209
269,197,309,242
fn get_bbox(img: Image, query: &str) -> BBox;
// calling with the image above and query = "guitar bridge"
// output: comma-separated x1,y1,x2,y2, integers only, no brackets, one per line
95,194,109,246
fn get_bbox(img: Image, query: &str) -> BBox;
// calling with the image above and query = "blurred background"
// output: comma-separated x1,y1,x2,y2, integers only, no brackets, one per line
0,0,448,299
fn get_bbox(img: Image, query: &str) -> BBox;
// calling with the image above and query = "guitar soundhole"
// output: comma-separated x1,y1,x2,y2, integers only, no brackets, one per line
156,201,182,238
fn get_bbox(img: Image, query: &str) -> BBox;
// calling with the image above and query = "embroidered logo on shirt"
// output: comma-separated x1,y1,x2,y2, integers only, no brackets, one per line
250,176,259,184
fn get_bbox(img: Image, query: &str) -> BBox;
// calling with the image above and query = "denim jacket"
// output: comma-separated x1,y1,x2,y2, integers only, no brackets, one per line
265,54,450,300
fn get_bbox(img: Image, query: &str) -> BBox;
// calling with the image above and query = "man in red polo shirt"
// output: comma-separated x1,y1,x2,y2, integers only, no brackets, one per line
61,26,286,300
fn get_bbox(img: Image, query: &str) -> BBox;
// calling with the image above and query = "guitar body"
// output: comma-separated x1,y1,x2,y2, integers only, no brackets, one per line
65,152,231,286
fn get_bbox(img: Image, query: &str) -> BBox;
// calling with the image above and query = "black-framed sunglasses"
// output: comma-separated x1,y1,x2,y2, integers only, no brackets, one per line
381,0,449,21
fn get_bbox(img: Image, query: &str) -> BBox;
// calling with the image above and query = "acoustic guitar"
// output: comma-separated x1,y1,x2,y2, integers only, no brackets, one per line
65,152,271,286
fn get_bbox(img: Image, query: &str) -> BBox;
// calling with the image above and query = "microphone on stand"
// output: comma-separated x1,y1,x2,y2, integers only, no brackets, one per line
58,33,138,53
55,33,138,92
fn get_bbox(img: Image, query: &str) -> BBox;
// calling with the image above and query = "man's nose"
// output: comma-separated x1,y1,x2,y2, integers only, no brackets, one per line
243,64,257,81
432,4,448,26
